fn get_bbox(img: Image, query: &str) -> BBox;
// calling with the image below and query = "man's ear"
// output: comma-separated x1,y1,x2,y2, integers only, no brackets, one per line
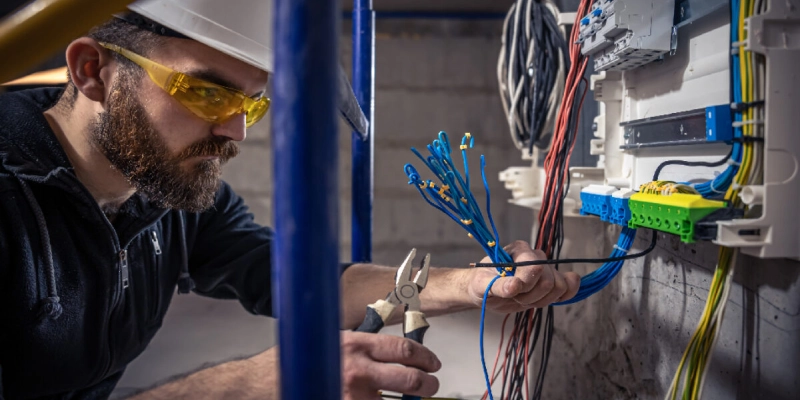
65,38,116,103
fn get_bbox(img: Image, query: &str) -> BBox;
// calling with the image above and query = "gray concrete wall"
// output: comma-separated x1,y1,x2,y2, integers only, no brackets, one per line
542,221,800,400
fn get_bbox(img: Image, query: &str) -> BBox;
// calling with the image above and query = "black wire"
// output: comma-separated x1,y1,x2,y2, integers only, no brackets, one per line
652,148,734,181
500,0,567,152
472,230,658,268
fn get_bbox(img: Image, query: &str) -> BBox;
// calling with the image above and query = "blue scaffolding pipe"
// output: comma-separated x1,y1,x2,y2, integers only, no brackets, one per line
352,0,375,263
272,0,341,398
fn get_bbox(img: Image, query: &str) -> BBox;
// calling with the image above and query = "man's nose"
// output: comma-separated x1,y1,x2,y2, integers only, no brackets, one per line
211,112,247,142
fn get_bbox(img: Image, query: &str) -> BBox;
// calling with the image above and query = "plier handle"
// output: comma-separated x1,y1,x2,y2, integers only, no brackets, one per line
355,248,431,344
355,249,431,400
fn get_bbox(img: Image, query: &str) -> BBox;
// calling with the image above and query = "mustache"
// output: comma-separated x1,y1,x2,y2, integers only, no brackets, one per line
178,137,240,162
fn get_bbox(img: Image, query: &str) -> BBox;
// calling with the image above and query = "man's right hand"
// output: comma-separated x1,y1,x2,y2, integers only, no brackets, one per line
341,331,441,400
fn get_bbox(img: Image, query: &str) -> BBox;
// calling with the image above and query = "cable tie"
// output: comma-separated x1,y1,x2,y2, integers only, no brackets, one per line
460,144,468,150
418,182,426,189
461,219,474,225
731,40,746,47
488,241,496,247
461,197,468,204
428,182,435,188
500,271,507,277
730,100,765,111
465,132,471,139
726,159,741,166
613,244,629,254
732,120,763,127
732,183,742,190
709,180,726,194
504,267,513,272
468,233,474,238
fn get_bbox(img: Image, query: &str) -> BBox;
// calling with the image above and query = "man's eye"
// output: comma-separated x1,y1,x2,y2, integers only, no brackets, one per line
192,86,221,99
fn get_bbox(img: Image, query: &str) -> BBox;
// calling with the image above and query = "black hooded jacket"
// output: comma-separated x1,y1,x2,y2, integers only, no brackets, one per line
0,88,274,399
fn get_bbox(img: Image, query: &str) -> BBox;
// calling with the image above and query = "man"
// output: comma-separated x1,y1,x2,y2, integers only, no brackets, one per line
0,0,580,399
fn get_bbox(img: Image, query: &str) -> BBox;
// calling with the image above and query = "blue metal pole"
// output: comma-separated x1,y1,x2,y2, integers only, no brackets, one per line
272,0,341,398
352,0,375,263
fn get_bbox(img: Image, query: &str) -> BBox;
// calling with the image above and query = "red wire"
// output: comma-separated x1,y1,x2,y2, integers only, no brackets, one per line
483,314,511,400
523,308,535,399
505,2,592,399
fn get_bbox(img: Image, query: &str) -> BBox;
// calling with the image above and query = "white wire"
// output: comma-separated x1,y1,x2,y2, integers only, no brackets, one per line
497,4,516,147
497,0,566,151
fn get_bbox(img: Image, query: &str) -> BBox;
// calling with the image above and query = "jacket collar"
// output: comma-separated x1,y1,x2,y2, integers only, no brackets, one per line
0,88,74,183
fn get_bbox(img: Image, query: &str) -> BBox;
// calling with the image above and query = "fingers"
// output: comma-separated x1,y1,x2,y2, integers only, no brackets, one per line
472,240,583,310
367,334,442,372
559,271,581,302
528,266,568,308
341,332,441,398
367,363,440,396
476,241,548,299
343,332,441,372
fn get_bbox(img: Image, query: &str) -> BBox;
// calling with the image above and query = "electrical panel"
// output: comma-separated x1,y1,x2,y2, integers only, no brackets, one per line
578,0,676,72
500,0,800,260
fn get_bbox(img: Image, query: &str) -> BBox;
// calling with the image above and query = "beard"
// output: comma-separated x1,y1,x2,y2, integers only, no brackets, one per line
89,71,239,212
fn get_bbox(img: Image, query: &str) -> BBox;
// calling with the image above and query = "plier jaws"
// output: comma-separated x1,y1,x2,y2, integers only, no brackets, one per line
393,248,430,312
355,248,431,343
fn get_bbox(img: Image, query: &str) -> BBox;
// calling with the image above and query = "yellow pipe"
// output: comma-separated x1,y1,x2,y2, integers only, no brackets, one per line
0,0,135,84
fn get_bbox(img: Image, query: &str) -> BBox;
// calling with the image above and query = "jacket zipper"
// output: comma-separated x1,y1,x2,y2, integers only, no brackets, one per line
149,230,163,321
101,248,128,381
151,231,162,255
120,249,129,289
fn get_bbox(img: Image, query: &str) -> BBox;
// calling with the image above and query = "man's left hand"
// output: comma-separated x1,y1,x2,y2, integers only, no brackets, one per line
463,240,580,313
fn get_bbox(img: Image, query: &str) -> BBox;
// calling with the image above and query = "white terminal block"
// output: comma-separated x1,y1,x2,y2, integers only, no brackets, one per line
581,184,618,196
499,166,538,200
612,188,635,199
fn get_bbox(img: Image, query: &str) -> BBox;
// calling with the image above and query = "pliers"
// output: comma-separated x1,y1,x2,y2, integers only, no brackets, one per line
356,248,431,400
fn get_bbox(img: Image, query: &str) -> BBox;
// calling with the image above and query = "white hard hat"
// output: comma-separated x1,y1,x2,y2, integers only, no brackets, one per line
127,0,273,72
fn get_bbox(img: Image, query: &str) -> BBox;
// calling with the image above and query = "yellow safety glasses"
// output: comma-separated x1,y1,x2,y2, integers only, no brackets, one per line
99,42,270,128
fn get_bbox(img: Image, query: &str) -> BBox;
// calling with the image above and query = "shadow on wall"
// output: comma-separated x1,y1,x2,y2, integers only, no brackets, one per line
545,226,800,400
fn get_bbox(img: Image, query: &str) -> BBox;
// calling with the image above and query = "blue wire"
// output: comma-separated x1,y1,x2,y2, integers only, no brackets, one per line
481,155,505,264
553,227,637,305
405,131,513,275
480,275,502,400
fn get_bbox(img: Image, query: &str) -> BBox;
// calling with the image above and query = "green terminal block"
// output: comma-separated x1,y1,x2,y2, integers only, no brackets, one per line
628,193,726,243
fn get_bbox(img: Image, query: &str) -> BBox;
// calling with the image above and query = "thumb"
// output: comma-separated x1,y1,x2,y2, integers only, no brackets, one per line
472,270,520,299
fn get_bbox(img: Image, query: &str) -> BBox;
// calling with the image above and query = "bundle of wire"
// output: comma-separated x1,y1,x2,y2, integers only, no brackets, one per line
404,131,514,274
488,1,593,398
665,1,764,398
497,0,570,153
404,130,516,400
552,227,636,305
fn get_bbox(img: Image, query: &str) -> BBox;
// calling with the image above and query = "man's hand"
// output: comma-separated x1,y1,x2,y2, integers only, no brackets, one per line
341,331,441,400
464,240,581,313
